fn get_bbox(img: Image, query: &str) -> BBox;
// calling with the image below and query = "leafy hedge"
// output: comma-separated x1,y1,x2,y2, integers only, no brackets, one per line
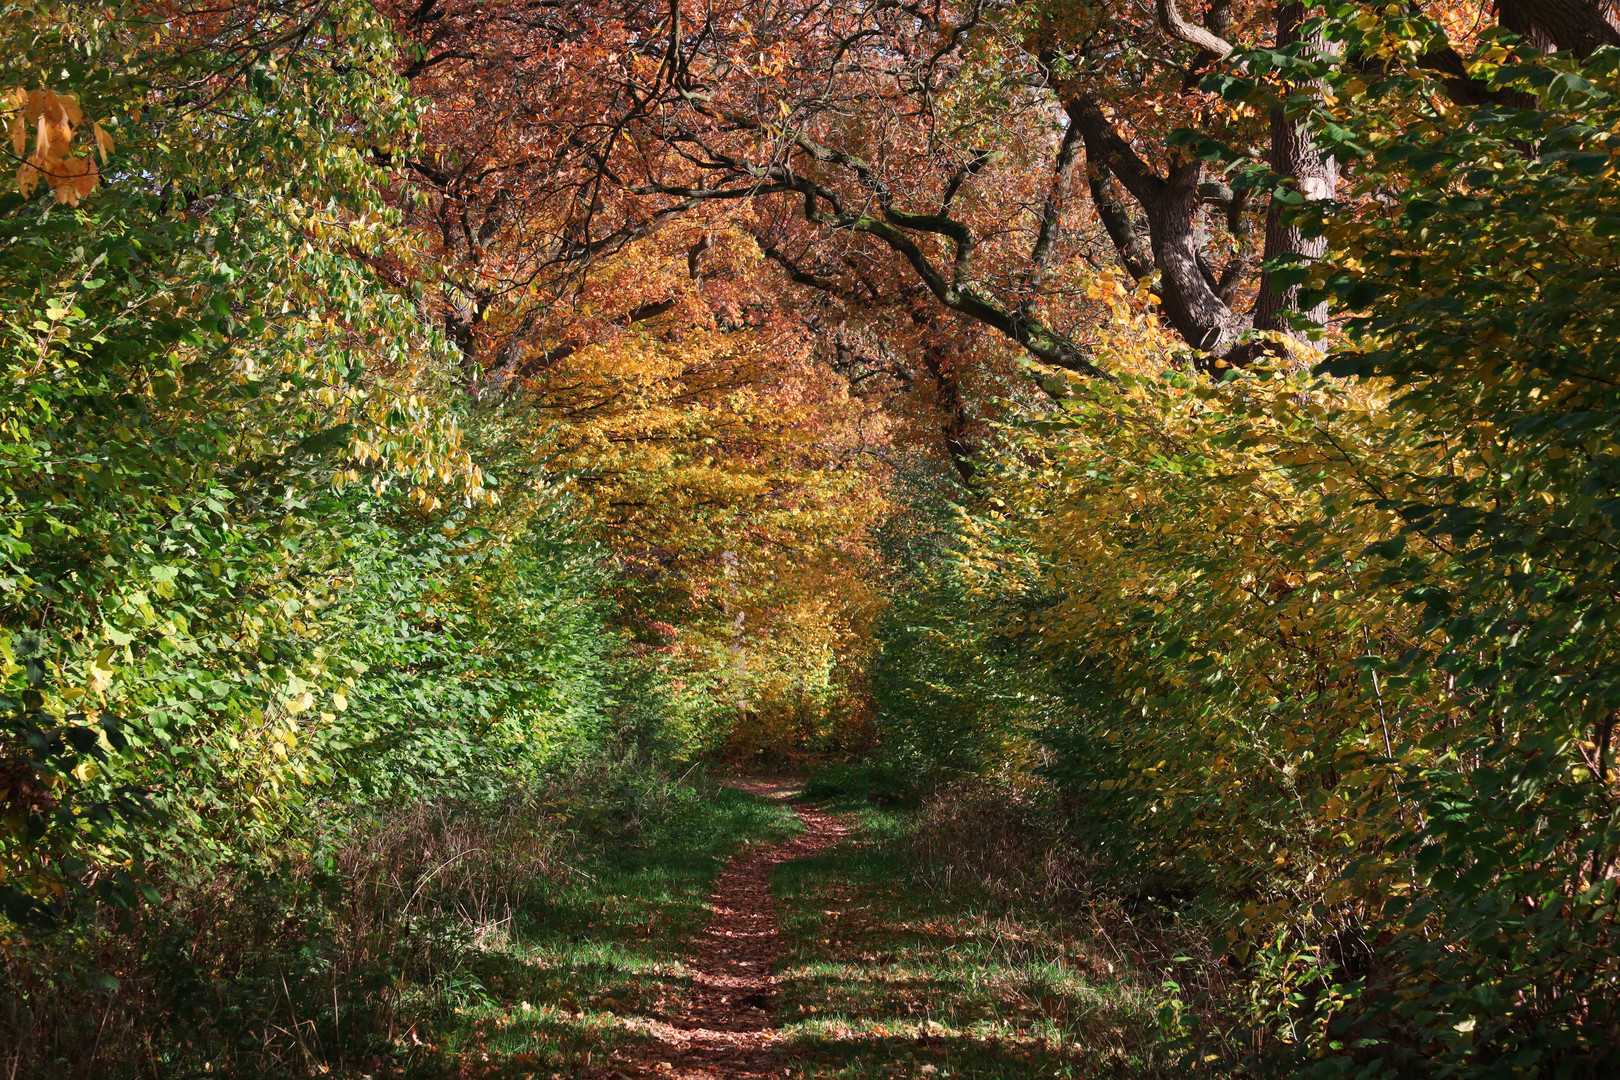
0,1,642,938
872,17,1620,1078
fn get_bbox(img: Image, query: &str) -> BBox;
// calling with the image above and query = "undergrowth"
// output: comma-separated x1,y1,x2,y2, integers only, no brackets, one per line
773,776,1206,1079
2,757,799,1079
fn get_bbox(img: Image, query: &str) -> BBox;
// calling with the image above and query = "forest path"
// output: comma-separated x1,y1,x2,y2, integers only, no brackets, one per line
603,779,850,1079
426,777,1151,1078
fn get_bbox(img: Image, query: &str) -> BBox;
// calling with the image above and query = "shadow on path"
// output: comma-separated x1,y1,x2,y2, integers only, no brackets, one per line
597,779,850,1079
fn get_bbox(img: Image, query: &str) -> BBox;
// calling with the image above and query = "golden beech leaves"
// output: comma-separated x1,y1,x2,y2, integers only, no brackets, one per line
957,279,1439,908
418,222,894,750
5,87,109,205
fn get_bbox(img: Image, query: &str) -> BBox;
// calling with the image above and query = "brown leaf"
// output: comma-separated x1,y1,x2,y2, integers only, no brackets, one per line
57,92,84,127
71,155,97,198
38,100,72,162
34,114,57,163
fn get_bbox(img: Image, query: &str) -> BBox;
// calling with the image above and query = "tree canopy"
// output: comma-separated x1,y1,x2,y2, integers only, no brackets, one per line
4,0,1620,1076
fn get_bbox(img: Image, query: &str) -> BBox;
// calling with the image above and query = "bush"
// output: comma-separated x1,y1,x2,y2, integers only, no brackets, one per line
0,749,716,1079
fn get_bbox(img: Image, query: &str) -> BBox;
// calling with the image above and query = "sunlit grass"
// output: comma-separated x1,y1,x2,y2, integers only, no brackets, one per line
388,781,801,1077
378,784,1185,1078
771,805,1183,1079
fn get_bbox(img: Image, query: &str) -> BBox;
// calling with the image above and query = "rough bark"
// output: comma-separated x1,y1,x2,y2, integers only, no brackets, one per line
1250,4,1338,353
1069,95,1241,355
1087,160,1155,282
1499,0,1620,56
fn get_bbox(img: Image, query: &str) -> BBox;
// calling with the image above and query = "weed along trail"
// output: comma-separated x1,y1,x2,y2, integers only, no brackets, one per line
604,780,850,1079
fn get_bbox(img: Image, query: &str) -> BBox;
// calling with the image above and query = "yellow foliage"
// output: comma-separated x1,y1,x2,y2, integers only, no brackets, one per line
470,227,896,754
970,276,1465,939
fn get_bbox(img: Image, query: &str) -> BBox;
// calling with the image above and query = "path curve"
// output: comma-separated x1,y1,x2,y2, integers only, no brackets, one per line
608,780,848,1079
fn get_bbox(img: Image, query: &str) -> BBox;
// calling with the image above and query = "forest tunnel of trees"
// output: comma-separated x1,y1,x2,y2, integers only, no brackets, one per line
3,0,1620,1076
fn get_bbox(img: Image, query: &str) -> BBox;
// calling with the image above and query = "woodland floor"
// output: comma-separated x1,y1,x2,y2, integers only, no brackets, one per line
407,778,1167,1080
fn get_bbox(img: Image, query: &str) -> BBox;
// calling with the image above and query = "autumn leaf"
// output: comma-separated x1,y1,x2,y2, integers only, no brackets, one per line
5,84,106,203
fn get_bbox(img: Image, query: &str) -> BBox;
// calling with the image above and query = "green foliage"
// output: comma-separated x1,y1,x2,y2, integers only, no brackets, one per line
10,2,1620,1078
3,758,796,1078
1279,24,1620,1077
872,12,1620,1079
0,26,794,1080
868,495,1070,784
1,0,434,915
0,0,645,946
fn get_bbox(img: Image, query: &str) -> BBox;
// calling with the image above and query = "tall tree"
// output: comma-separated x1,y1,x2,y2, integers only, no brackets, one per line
387,0,1620,384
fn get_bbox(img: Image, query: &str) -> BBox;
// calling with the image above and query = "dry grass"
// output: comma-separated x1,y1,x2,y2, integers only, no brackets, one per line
0,759,802,1080
794,778,1246,1075
2,779,598,1079
906,779,1084,904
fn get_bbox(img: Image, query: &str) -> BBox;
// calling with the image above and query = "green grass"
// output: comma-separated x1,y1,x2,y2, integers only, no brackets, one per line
359,781,1187,1079
798,762,920,812
391,781,802,1078
771,805,1185,1079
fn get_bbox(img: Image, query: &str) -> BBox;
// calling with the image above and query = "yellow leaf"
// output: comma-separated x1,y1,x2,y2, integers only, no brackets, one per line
94,122,112,163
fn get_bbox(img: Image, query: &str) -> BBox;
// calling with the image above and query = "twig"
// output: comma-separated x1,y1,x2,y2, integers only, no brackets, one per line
280,973,314,1069
560,861,598,882
403,848,484,912
86,993,116,1074
332,976,343,1065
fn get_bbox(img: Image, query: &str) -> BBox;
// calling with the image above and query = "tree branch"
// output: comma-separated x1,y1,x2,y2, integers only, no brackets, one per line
1501,0,1620,57
1157,0,1235,58
1087,160,1155,281
1028,116,1086,291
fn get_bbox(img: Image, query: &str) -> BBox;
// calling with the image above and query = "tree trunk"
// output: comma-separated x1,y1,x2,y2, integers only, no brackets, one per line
1069,97,1240,356
1153,162,1241,354
1250,3,1338,355
919,347,980,489
1499,0,1620,56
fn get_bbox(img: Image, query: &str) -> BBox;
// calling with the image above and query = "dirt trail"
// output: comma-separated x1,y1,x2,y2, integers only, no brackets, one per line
607,779,848,1079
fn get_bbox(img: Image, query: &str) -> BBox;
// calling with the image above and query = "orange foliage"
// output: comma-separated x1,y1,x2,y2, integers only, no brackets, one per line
5,88,105,204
